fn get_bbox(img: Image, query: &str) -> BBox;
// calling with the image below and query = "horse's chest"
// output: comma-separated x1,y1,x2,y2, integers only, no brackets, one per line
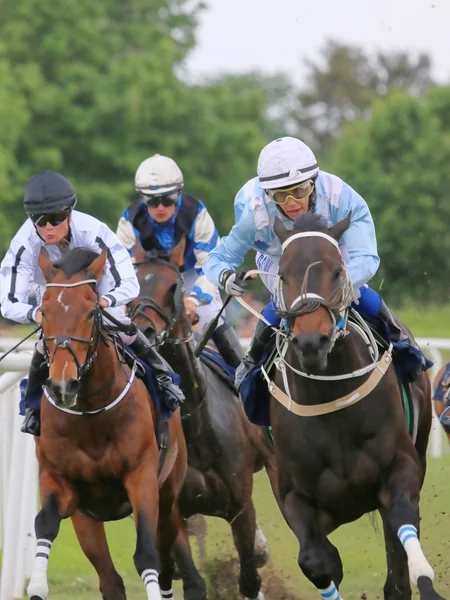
316,449,381,509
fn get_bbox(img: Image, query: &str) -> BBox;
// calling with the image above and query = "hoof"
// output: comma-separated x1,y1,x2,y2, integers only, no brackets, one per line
417,576,446,600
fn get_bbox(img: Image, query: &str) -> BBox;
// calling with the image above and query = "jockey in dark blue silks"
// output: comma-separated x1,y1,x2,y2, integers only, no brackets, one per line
0,171,185,436
116,154,243,368
202,137,429,388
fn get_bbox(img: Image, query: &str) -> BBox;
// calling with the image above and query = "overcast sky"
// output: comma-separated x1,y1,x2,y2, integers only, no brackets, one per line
186,0,450,85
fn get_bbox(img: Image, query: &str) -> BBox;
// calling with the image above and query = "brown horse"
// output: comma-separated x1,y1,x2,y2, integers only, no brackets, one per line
26,247,204,600
432,363,450,444
264,213,445,600
128,240,277,600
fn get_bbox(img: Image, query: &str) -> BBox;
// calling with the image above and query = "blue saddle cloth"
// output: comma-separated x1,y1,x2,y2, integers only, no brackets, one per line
19,348,179,421
200,347,236,383
433,362,450,402
360,313,433,383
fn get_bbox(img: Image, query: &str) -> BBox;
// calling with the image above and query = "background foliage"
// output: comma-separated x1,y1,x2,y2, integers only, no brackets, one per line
0,0,448,305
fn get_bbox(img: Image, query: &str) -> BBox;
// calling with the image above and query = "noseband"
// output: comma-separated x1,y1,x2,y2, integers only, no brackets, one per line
129,258,191,346
42,279,102,379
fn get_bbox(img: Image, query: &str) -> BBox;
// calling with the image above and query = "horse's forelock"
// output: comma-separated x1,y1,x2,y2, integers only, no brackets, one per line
52,248,100,278
292,212,329,234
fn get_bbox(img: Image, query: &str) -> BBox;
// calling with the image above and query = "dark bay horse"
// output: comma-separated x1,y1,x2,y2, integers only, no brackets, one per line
27,247,203,600
263,213,444,600
128,240,276,600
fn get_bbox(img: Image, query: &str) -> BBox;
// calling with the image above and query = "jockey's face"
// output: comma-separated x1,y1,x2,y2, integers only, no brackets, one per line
34,210,71,245
280,195,310,220
147,202,176,224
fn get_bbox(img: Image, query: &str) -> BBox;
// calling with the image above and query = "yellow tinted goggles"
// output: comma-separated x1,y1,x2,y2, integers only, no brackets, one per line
268,180,314,205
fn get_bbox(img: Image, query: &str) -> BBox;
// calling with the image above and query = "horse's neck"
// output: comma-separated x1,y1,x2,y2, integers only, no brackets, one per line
161,339,207,411
78,338,126,411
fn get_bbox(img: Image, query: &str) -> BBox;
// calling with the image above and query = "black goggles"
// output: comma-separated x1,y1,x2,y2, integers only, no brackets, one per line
141,192,179,208
28,207,73,227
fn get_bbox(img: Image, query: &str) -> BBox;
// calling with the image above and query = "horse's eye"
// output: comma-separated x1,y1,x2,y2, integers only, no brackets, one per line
87,310,96,320
334,268,343,280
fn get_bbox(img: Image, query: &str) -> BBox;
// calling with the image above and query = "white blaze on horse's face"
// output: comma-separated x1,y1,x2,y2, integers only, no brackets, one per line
57,290,70,314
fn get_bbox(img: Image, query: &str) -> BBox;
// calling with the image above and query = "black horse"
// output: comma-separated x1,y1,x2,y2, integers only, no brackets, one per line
128,239,278,600
259,212,444,600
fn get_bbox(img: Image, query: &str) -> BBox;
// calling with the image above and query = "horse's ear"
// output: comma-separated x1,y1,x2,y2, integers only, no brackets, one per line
133,239,146,264
38,247,55,281
89,249,107,278
328,212,352,242
273,217,290,245
169,236,186,269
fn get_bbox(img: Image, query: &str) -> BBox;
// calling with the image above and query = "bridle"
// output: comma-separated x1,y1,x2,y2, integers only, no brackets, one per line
275,231,356,350
42,279,104,378
129,257,192,346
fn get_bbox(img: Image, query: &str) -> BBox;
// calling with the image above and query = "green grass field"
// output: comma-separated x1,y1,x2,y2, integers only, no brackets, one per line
6,305,450,599
29,455,450,600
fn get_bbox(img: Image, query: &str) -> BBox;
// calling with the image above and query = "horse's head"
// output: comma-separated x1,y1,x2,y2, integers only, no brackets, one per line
128,238,187,347
39,247,107,407
274,212,353,373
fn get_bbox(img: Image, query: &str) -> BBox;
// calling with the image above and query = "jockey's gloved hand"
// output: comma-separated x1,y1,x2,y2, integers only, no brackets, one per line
221,270,248,297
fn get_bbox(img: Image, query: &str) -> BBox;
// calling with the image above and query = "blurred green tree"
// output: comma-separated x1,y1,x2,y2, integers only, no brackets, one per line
326,90,450,303
293,40,434,154
0,0,280,253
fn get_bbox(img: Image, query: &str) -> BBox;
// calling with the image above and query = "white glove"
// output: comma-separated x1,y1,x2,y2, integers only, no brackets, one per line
221,270,247,297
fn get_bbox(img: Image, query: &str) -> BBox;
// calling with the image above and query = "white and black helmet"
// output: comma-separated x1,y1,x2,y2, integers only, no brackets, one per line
24,171,77,214
257,137,319,190
135,154,184,198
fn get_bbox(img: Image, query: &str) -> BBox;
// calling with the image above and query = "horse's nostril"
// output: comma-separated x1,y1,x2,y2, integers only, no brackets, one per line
319,335,330,346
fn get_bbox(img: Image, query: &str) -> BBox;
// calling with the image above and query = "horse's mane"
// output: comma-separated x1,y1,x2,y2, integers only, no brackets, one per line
292,212,328,234
52,248,100,277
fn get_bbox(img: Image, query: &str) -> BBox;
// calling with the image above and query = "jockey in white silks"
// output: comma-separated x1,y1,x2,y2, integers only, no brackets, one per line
0,170,184,436
203,137,427,388
116,153,243,367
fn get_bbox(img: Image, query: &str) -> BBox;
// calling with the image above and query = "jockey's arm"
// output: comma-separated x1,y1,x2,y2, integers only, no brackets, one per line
116,208,138,258
333,183,380,291
189,205,222,305
203,200,258,288
94,224,140,308
0,231,38,323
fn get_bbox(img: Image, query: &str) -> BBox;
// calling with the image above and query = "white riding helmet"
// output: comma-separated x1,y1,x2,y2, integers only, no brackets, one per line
257,137,319,190
135,154,184,197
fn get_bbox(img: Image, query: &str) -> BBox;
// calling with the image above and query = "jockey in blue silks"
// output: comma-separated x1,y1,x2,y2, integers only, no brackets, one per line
203,136,428,388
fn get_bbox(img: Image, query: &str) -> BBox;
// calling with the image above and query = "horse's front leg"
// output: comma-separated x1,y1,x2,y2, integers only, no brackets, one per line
381,452,445,600
28,471,77,600
229,499,264,600
71,512,126,600
123,457,162,600
284,490,344,600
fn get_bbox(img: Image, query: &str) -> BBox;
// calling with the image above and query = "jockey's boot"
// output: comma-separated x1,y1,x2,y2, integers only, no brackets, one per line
378,300,419,349
130,330,185,412
211,323,244,369
21,348,48,436
235,320,275,390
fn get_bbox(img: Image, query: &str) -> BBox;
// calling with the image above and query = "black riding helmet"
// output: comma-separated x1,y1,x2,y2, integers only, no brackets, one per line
24,171,77,214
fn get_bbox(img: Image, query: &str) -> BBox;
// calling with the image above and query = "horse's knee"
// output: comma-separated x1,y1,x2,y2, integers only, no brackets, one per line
35,494,61,541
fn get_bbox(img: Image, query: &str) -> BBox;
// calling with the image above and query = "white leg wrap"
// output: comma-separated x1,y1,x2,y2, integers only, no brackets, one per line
318,581,343,600
142,569,162,600
161,589,174,599
27,538,52,599
398,525,434,586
